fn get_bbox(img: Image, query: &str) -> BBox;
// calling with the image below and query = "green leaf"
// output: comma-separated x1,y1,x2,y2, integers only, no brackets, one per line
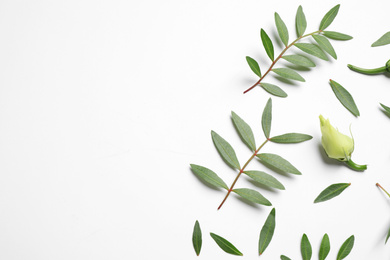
337,235,354,260
258,208,276,255
312,35,337,59
233,188,272,206
380,103,390,115
295,5,307,37
211,131,241,170
190,164,228,190
323,31,353,41
260,83,288,98
314,183,351,203
301,234,312,260
231,111,256,151
262,98,272,139
272,68,305,82
246,56,262,77
386,226,390,244
210,232,243,256
275,12,289,46
319,4,340,31
372,31,390,47
295,43,328,60
244,170,285,190
282,55,316,67
270,133,313,143
319,234,330,260
261,29,274,61
281,256,291,260
329,79,360,117
192,220,202,256
257,153,301,175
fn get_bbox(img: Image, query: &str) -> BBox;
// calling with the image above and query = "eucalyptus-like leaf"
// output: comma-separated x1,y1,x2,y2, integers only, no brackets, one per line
190,164,228,190
314,183,351,203
233,188,272,206
231,111,256,151
211,131,241,170
319,4,340,31
261,29,274,61
260,83,288,98
275,12,289,46
272,68,305,82
270,133,313,143
372,31,390,47
262,98,272,139
281,256,291,260
301,234,312,260
337,235,354,260
329,79,360,117
257,153,301,175
282,54,316,67
246,56,262,77
319,234,330,260
380,103,390,116
258,208,276,255
323,31,353,41
244,170,285,190
210,232,243,256
192,220,202,256
312,35,337,59
295,5,307,37
295,43,328,60
386,226,390,244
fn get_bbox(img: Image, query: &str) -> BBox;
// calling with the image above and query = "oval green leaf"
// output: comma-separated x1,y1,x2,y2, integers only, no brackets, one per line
233,188,272,206
270,133,313,143
372,31,390,47
312,35,337,59
295,43,328,60
275,12,289,46
231,111,256,151
192,220,202,256
211,131,241,170
257,153,301,175
210,232,243,256
301,234,312,260
244,170,285,190
246,56,262,77
337,235,354,260
260,83,288,98
282,54,316,67
295,5,307,37
323,31,353,41
259,208,276,255
262,98,272,139
329,79,360,117
190,164,228,190
314,183,351,203
319,4,340,31
261,29,274,61
319,234,330,260
272,68,305,82
281,256,291,260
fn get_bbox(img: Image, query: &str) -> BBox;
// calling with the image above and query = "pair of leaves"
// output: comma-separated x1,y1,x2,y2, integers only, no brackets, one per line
372,31,390,47
329,79,360,117
314,183,351,203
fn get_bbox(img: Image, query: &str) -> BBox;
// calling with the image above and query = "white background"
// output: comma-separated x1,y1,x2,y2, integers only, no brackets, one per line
0,0,390,259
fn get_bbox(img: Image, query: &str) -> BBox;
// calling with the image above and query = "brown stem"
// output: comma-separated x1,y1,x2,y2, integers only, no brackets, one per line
377,183,390,198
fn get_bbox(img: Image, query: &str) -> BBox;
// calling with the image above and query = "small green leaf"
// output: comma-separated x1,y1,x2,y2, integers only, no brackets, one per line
260,83,288,98
319,4,340,31
233,188,272,206
270,133,313,143
281,256,291,260
231,111,256,151
282,55,316,67
275,12,289,46
295,43,328,60
246,56,262,77
314,183,351,203
211,131,241,170
190,164,228,190
210,232,243,256
262,98,272,139
244,170,285,190
323,31,353,41
386,226,390,243
261,29,274,61
329,79,360,117
380,103,390,115
301,234,312,260
312,35,337,59
272,68,305,82
295,5,307,37
372,31,390,47
192,220,202,256
319,234,330,260
257,153,301,175
258,208,276,255
337,235,354,260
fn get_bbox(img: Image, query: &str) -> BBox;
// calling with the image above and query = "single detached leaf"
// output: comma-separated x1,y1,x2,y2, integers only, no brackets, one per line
260,83,288,98
329,79,360,117
282,55,316,67
262,98,272,139
323,31,353,41
312,34,337,59
192,220,202,256
233,188,272,206
281,256,291,260
380,103,390,115
372,31,390,47
301,234,312,260
386,226,390,244
272,68,305,82
319,234,330,260
337,235,354,260
210,232,243,256
295,43,328,60
231,111,256,151
257,153,301,175
244,170,285,190
246,56,262,77
295,5,307,37
270,133,313,143
275,12,289,46
258,208,276,255
190,164,228,190
319,4,340,31
211,131,241,170
261,29,274,61
314,183,351,203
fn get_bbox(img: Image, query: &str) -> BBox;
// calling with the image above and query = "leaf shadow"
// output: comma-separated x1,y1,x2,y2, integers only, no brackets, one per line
190,167,222,191
246,178,280,193
255,157,295,178
273,76,299,86
285,64,311,72
317,144,345,168
380,108,390,119
271,31,284,49
234,194,262,209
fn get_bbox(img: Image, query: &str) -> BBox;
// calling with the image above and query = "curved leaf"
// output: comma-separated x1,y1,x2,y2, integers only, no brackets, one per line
295,43,328,60
319,234,330,260
282,54,316,67
260,83,288,98
270,133,313,143
190,164,228,190
275,12,289,46
233,188,272,206
259,208,276,255
272,68,305,82
244,170,285,190
313,35,337,59
337,235,354,260
192,220,202,256
295,5,307,37
301,234,312,260
257,153,301,175
323,31,353,41
231,111,256,151
314,183,351,203
210,232,243,256
329,79,360,117
372,31,390,47
262,98,272,139
261,29,274,61
246,56,262,77
211,131,241,169
319,4,340,31
281,256,291,260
